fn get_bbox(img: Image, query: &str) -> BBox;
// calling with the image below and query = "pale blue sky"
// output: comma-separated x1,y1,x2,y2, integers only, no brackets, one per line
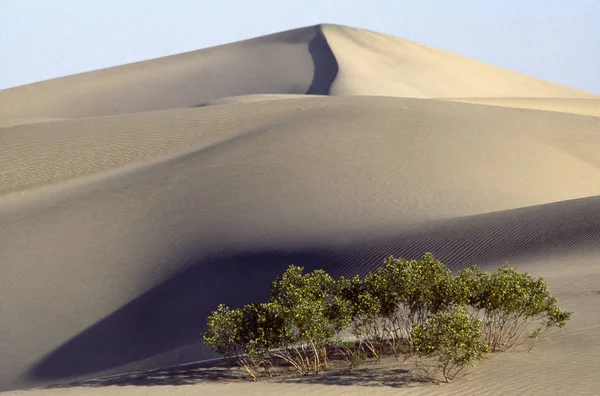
1,0,599,93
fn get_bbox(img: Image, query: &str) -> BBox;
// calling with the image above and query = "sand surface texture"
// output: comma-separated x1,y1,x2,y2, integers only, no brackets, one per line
1,24,599,394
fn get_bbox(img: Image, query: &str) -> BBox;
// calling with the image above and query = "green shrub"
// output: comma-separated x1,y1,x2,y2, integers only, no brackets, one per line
203,304,245,361
370,253,456,352
453,265,488,306
462,265,571,351
337,274,385,359
335,253,461,358
412,305,489,382
203,255,571,381
269,265,352,374
202,302,289,380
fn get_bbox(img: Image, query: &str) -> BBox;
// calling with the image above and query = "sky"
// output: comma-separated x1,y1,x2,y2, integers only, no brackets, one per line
1,0,599,93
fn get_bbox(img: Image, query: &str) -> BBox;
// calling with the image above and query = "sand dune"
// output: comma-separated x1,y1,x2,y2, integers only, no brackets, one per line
1,24,599,394
1,24,596,122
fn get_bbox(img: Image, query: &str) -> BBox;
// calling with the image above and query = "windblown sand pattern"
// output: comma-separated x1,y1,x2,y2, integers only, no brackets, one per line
1,24,599,395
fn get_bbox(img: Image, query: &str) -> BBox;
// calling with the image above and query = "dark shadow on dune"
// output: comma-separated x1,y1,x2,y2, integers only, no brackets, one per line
277,366,432,389
29,196,600,387
191,24,337,108
29,250,338,384
327,195,600,279
44,358,431,389
306,25,338,95
44,359,246,388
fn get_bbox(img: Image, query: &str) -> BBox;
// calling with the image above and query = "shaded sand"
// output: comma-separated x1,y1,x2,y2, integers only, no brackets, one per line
1,24,599,394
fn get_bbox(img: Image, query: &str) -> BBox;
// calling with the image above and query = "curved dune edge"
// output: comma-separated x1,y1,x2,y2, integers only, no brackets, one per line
193,93,319,107
0,117,68,128
198,95,600,119
441,97,600,117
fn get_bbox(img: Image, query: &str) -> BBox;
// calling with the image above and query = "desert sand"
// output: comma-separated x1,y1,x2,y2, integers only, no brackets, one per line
1,24,599,395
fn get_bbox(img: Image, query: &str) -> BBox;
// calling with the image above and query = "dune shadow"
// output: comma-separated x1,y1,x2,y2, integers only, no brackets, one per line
44,356,431,389
277,364,433,389
191,24,337,108
327,195,600,279
306,25,339,95
44,359,246,388
29,249,339,384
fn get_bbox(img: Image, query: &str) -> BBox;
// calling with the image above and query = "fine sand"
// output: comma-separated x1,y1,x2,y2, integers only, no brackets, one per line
1,24,599,395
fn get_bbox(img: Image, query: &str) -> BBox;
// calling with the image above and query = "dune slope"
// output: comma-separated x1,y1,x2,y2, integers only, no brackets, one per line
322,24,596,98
0,26,336,119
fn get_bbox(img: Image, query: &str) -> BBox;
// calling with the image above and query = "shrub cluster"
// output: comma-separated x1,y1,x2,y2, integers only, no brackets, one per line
203,253,570,382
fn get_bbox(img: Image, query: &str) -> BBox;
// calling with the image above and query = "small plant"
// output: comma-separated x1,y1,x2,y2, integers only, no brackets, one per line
336,274,385,360
202,304,262,380
268,265,352,374
371,253,456,353
412,305,489,382
463,265,571,351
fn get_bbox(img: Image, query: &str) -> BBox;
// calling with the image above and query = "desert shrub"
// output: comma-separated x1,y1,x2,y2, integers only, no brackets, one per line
203,266,352,378
453,265,487,306
462,265,571,351
203,301,291,379
371,253,457,352
268,265,352,374
336,274,385,360
334,253,468,358
204,255,571,381
203,304,245,361
412,305,489,382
